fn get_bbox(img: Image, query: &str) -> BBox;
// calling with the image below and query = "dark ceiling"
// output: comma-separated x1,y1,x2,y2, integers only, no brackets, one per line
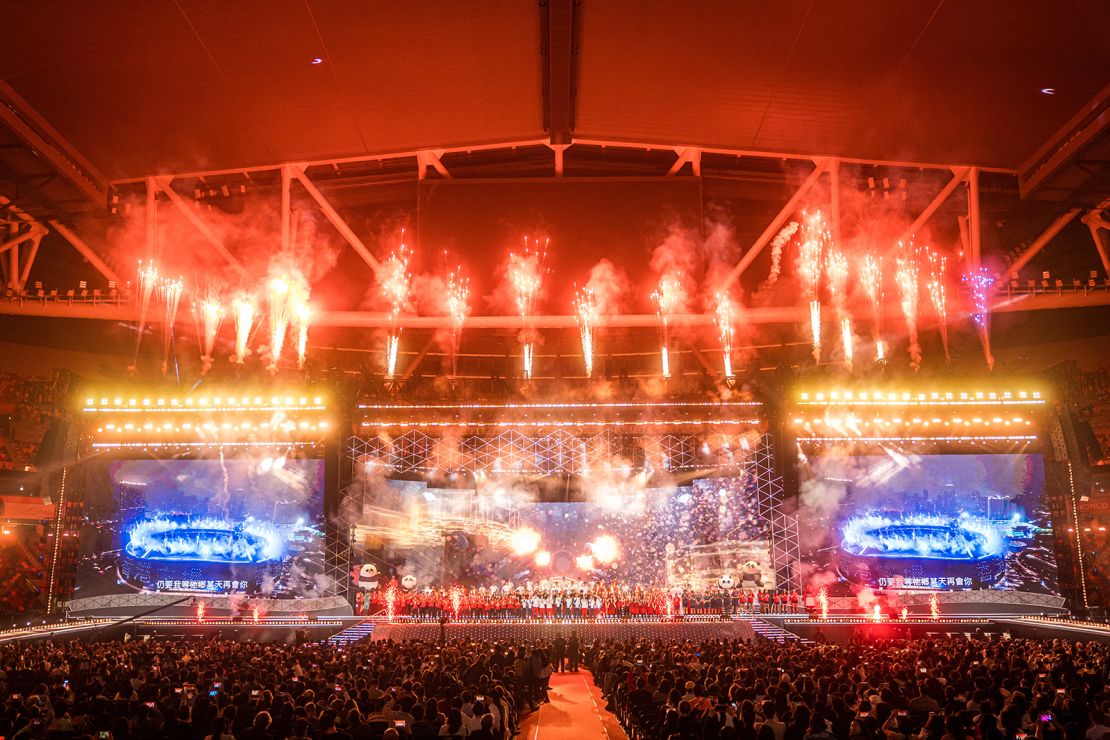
2,0,1108,182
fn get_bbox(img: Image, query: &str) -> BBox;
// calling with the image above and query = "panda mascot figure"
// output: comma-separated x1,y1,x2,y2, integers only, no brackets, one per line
717,574,736,618
739,560,764,589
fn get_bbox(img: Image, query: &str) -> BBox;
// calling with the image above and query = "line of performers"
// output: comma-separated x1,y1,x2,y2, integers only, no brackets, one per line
355,582,805,620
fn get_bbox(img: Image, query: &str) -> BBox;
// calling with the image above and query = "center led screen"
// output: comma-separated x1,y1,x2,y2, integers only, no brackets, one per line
798,451,1058,594
76,457,326,599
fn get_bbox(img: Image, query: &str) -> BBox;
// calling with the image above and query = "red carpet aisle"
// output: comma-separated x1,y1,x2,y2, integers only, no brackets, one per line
519,669,628,740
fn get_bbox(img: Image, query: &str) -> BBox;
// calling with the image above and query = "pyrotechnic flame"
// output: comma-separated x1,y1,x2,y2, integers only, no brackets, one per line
231,295,256,364
841,317,853,368
924,248,950,362
252,606,260,624
872,603,882,622
507,240,547,379
895,244,922,369
651,273,683,378
901,606,909,620
195,294,224,374
377,244,412,380
446,268,470,377
294,300,311,369
930,591,940,620
859,253,884,360
158,277,184,375
386,582,397,623
451,586,463,620
963,267,995,369
195,600,205,623
267,276,291,371
574,285,600,378
809,300,822,362
133,261,160,367
797,212,829,361
818,586,829,620
714,290,736,379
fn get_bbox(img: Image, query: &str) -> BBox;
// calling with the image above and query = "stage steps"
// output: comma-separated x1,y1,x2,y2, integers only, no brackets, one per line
324,619,376,646
749,618,812,644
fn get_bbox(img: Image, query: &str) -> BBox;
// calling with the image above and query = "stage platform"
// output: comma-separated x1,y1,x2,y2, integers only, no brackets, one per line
65,592,353,618
372,618,758,642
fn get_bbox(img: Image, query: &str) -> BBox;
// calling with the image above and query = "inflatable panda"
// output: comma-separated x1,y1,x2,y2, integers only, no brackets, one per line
401,574,418,591
356,563,380,591
739,560,764,589
718,574,736,589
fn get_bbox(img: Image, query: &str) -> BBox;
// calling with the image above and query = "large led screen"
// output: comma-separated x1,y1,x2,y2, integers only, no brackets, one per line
76,457,326,598
351,474,773,590
798,452,1058,594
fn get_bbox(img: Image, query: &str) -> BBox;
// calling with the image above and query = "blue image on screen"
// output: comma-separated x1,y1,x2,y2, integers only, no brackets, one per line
799,453,1058,594
77,457,326,598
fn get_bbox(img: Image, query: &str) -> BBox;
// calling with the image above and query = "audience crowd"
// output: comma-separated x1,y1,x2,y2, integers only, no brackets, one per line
590,635,1109,740
0,628,1106,739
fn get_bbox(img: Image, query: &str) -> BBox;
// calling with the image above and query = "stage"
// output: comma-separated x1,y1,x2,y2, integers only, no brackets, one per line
372,618,758,642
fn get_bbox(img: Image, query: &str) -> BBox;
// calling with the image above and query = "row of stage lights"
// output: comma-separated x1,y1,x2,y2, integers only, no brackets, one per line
797,389,1044,405
94,420,330,434
84,394,325,412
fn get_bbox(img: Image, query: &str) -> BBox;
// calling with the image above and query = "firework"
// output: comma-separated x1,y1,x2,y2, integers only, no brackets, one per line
195,294,223,375
574,285,600,378
266,277,291,372
930,591,940,620
872,603,882,622
451,586,463,621
231,294,256,364
764,220,800,287
859,253,884,360
446,268,469,377
378,244,412,379
252,606,260,624
818,586,829,620
825,248,852,366
841,317,853,367
508,241,546,379
924,248,950,361
797,212,829,361
132,261,159,367
195,600,205,623
651,273,683,378
158,277,183,375
963,267,995,369
895,244,922,369
714,290,736,379
901,606,909,620
294,300,311,369
385,582,397,623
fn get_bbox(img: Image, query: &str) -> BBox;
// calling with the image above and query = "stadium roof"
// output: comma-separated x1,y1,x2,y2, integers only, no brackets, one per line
2,0,1107,183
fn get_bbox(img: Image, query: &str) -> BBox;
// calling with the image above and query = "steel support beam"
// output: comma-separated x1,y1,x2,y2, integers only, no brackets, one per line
967,167,982,269
893,167,970,248
48,219,122,286
152,177,250,280
667,147,701,176
280,164,293,253
719,161,827,290
416,150,451,180
546,143,569,176
1019,82,1110,198
0,225,46,256
0,81,108,206
2,293,1105,326
286,165,380,270
829,158,841,244
18,233,42,289
1082,210,1110,277
110,137,1014,188
1004,208,1083,278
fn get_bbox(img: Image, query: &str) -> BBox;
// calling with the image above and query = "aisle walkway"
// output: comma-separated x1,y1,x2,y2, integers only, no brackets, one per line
519,669,628,740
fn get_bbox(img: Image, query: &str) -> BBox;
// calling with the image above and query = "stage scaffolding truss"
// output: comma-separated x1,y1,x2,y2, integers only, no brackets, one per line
338,427,801,596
